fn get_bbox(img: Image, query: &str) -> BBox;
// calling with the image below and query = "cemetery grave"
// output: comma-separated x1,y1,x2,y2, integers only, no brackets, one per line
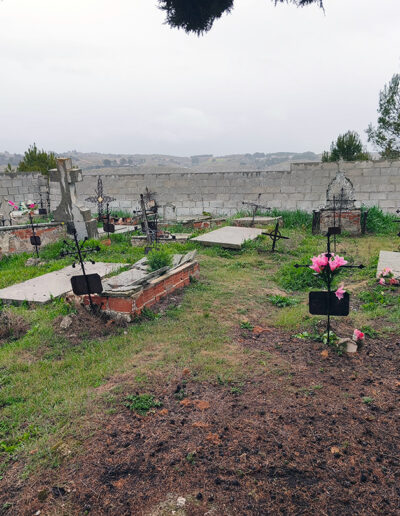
0,208,399,515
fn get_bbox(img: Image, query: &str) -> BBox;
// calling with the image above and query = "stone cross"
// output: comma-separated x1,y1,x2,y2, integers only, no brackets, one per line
50,158,98,241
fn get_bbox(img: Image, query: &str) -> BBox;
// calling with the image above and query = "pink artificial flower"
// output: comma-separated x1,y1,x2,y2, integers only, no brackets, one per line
8,200,18,210
353,329,365,341
382,267,393,277
310,254,329,274
335,284,346,300
329,255,348,272
379,278,386,285
28,203,36,209
389,278,399,285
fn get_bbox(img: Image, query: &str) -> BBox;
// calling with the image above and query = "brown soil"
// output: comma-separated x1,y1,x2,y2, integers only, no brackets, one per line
2,329,399,515
0,310,30,344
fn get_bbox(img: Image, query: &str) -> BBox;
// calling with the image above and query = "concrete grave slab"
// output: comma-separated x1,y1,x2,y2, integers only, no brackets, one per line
376,250,400,279
234,216,282,227
98,224,135,236
0,262,124,304
191,226,263,249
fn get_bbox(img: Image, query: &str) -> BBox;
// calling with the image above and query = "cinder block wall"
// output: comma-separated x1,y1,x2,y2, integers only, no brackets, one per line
0,171,48,215
3,160,400,218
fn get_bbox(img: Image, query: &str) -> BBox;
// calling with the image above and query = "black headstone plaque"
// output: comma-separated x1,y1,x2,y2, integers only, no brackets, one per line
328,226,341,235
30,235,41,246
39,208,48,215
71,273,103,296
103,223,115,234
309,291,350,316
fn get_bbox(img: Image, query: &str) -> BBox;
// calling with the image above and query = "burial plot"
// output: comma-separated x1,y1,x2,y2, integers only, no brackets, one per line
234,216,282,228
312,170,367,236
0,262,122,304
191,226,263,250
377,250,400,279
295,227,364,344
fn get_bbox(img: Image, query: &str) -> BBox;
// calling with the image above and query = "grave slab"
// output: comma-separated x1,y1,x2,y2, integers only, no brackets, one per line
234,216,282,227
98,225,134,236
376,250,400,279
191,226,263,249
0,262,124,304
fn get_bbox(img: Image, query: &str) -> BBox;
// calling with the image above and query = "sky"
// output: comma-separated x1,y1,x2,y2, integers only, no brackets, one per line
0,0,399,156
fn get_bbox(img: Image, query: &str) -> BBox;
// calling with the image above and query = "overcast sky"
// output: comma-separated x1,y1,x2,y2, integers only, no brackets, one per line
0,0,399,156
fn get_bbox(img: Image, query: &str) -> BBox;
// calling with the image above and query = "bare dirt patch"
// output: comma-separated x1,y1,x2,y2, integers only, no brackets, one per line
0,310,30,344
2,328,399,516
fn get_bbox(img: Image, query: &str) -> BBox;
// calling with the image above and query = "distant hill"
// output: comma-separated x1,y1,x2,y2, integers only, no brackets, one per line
0,150,321,173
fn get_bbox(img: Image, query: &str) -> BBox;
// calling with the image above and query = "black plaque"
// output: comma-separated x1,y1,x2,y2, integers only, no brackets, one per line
309,291,349,316
328,226,341,235
71,273,103,296
30,235,41,246
103,223,115,234
38,208,48,215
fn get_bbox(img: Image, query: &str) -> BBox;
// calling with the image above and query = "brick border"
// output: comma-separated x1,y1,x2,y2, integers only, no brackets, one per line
83,261,200,317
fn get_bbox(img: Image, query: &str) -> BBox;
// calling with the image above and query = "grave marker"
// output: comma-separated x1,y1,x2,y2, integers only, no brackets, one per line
85,176,116,221
262,222,289,252
242,193,270,227
294,227,364,344
60,228,102,311
28,213,41,258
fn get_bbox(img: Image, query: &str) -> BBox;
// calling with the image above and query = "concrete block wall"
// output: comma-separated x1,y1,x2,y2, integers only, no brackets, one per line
0,171,48,215
3,160,400,218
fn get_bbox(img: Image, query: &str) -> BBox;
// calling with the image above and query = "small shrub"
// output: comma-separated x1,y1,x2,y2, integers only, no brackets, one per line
362,396,374,405
364,206,397,234
240,321,253,330
268,294,299,307
147,248,173,272
124,394,162,415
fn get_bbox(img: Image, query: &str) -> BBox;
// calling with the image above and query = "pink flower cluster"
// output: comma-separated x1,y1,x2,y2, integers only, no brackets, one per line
310,253,348,274
353,329,365,342
378,267,399,286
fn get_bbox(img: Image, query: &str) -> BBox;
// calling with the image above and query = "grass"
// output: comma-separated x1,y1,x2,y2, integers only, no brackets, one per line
0,220,399,480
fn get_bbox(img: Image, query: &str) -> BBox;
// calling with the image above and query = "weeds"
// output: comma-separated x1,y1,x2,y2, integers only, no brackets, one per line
124,394,163,415
268,294,299,307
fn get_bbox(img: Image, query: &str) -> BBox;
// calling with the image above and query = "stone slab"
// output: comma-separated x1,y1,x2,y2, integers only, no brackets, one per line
0,262,124,304
191,226,263,249
376,250,400,279
98,224,135,235
234,216,282,227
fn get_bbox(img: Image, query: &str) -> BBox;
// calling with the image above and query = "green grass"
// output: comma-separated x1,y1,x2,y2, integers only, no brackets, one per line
0,220,398,481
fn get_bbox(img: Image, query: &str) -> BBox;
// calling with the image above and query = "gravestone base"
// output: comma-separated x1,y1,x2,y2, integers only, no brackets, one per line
312,208,366,235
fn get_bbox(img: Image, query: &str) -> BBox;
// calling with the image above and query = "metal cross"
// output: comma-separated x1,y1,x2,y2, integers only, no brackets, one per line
262,222,289,252
327,187,355,252
60,228,101,311
132,190,159,253
294,227,364,345
242,193,271,226
85,177,116,220
28,212,41,258
102,202,115,238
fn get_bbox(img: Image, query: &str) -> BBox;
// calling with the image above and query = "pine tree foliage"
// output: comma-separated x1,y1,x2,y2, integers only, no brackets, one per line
366,74,400,160
322,131,370,162
17,143,57,176
158,0,323,35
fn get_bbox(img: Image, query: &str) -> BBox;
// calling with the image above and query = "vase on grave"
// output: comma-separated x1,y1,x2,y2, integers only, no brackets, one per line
312,169,367,235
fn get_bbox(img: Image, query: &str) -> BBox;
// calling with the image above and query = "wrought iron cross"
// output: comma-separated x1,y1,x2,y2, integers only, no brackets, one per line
262,222,289,252
242,193,271,226
294,226,364,345
60,229,101,311
85,177,116,220
28,212,41,258
133,189,159,253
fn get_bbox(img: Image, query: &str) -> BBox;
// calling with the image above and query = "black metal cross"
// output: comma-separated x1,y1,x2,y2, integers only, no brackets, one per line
262,222,289,252
242,193,270,226
28,212,41,258
132,190,159,253
294,226,364,345
395,209,400,238
102,202,115,238
38,192,48,215
327,187,355,252
60,228,101,311
85,177,116,220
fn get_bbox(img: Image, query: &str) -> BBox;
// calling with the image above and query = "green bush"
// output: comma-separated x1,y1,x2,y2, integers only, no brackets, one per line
147,248,173,272
364,206,398,234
